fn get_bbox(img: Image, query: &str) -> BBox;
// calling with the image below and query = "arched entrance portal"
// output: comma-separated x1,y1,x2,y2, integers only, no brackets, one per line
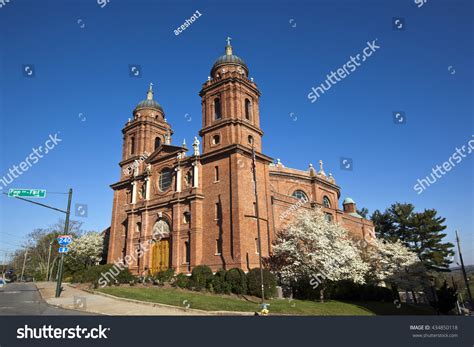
151,220,171,274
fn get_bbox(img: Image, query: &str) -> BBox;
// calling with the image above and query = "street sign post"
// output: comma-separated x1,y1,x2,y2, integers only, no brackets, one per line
55,189,73,298
8,189,46,198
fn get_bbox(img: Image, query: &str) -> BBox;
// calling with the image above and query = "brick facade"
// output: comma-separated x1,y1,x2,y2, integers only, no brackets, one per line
106,40,374,275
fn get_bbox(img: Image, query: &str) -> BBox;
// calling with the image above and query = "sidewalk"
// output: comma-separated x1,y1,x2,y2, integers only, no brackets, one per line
36,282,214,316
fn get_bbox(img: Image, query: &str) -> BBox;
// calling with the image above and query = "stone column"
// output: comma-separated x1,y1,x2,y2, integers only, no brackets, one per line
175,167,182,192
192,162,199,188
131,181,137,204
145,177,150,200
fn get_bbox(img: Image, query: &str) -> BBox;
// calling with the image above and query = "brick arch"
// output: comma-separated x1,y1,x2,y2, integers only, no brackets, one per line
287,184,311,201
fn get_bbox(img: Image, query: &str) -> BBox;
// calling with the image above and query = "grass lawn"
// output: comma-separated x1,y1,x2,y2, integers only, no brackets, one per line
98,286,435,315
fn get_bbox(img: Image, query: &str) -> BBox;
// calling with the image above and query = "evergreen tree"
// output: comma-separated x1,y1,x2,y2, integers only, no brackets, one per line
371,209,395,241
410,209,454,270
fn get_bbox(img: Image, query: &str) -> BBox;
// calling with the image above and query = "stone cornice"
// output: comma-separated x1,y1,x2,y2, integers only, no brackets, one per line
199,118,264,137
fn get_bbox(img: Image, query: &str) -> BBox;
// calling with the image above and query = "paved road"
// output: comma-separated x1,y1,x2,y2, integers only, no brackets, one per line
0,282,90,315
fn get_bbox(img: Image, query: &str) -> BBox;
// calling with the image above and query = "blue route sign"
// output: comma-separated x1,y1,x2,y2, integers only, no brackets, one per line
57,235,73,246
58,247,69,253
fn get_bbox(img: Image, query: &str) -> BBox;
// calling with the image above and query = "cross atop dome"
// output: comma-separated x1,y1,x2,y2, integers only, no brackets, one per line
147,82,154,100
225,36,233,55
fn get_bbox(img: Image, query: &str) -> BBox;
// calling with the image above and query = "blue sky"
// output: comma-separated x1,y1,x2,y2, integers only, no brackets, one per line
0,0,472,264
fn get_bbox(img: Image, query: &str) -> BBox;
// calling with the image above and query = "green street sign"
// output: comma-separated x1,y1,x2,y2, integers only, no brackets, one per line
8,189,47,198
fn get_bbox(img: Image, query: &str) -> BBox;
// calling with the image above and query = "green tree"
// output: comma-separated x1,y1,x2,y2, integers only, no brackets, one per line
10,219,85,280
371,203,454,271
370,209,395,241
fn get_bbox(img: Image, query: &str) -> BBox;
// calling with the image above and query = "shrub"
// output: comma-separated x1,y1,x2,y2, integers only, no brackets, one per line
212,269,232,294
173,273,190,289
225,268,248,295
154,269,175,285
70,264,137,287
116,268,136,284
325,280,393,301
247,268,277,298
191,265,213,290
433,281,457,314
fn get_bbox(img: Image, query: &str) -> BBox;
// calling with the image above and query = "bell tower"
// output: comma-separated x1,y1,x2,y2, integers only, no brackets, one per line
197,39,274,271
199,38,263,154
120,83,173,177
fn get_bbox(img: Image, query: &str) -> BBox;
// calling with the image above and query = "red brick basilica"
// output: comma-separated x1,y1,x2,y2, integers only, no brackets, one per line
106,38,374,275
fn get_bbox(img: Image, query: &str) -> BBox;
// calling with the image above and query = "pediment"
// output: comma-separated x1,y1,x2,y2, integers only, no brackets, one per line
146,144,187,163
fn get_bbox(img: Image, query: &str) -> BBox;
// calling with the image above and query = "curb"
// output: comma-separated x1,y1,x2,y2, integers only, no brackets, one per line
89,288,253,316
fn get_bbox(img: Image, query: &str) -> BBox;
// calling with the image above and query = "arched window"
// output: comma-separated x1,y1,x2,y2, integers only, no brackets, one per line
158,168,173,192
212,134,220,145
248,135,254,145
245,99,252,120
154,137,161,150
292,190,308,201
323,196,331,208
214,98,221,120
130,136,135,155
152,219,170,240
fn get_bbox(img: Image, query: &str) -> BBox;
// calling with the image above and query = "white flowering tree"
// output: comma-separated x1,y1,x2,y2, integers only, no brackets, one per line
66,232,104,270
267,208,369,302
364,238,419,283
363,237,431,302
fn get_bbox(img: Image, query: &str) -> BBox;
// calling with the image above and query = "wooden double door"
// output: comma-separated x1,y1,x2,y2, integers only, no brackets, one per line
150,238,171,274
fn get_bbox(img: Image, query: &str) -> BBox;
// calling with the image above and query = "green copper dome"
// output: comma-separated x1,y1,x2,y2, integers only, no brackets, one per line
134,99,163,112
134,83,163,112
343,197,355,205
212,54,247,71
211,37,248,75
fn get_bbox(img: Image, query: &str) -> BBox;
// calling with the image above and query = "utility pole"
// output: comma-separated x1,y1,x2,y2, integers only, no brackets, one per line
46,241,53,282
251,144,265,304
455,230,472,305
20,248,29,281
55,188,72,298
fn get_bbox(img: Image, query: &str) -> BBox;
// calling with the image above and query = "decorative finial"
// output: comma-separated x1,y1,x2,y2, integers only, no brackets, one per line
192,136,200,156
182,138,187,147
147,82,154,101
319,160,326,176
251,77,254,82
208,76,211,81
225,36,233,55
328,173,335,183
